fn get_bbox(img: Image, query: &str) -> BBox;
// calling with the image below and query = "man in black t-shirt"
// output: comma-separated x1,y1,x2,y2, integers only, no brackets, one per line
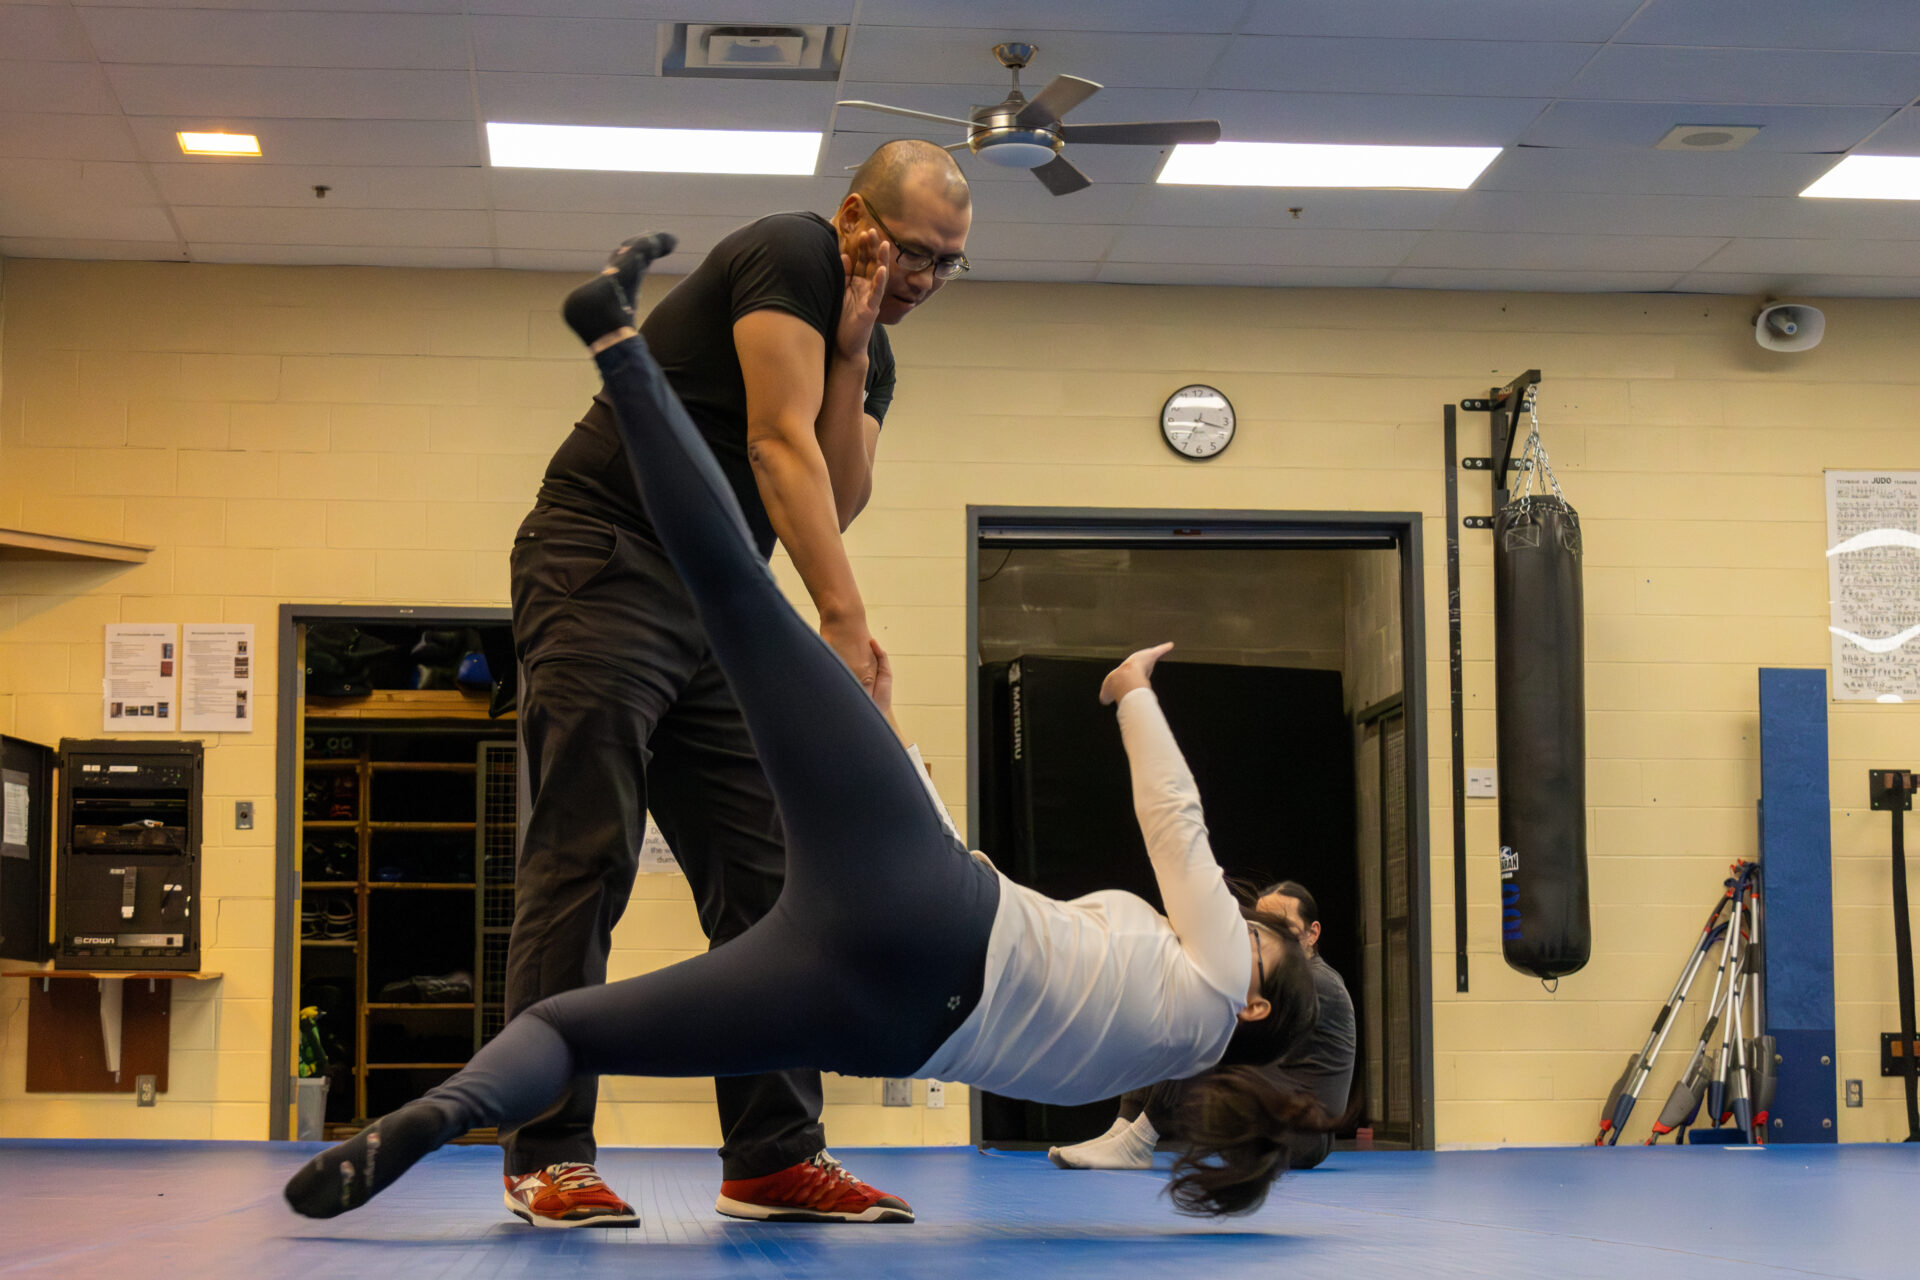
502,141,972,1228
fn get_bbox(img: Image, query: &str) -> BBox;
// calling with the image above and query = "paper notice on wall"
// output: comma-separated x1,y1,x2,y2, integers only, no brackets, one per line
637,813,680,874
103,623,178,731
2,769,28,859
1826,470,1920,702
182,623,256,732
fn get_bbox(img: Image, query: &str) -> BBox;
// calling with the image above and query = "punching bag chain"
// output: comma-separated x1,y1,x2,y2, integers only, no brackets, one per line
1513,384,1566,510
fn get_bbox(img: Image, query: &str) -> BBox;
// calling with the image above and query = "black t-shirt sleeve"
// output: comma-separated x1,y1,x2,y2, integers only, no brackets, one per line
864,326,897,426
727,214,842,338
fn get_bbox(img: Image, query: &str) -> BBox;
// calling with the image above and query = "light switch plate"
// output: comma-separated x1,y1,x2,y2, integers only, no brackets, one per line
1465,768,1497,798
926,1080,945,1109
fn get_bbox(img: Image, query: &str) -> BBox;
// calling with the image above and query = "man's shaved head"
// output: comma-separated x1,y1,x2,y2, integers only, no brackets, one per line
848,139,971,214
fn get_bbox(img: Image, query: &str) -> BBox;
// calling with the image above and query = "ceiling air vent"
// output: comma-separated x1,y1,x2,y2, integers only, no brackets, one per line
1655,125,1761,151
659,23,845,80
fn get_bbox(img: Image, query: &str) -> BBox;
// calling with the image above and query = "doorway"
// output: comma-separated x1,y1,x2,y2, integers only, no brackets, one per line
966,507,1432,1150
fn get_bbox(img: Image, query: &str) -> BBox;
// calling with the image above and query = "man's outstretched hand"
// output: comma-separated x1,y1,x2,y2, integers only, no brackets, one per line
1099,642,1175,706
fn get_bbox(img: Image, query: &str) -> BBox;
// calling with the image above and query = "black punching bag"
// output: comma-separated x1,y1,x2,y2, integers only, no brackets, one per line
1494,494,1591,978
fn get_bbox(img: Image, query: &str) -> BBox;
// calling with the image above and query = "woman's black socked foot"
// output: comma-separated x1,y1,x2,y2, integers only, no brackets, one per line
561,231,678,345
283,1100,458,1219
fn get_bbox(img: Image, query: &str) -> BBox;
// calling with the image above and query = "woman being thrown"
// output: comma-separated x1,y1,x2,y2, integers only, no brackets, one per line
284,233,1334,1223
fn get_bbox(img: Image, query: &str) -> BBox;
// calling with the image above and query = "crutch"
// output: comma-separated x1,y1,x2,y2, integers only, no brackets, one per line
1706,871,1755,1130
1647,864,1753,1143
1594,868,1743,1145
1747,871,1777,1142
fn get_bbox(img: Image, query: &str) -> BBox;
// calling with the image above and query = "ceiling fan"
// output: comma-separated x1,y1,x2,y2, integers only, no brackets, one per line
835,42,1222,195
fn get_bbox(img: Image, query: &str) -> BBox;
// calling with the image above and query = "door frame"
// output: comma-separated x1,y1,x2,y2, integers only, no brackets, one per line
964,506,1434,1150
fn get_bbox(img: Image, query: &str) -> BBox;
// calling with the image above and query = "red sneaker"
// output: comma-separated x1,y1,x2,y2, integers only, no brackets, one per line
715,1151,914,1223
503,1162,638,1228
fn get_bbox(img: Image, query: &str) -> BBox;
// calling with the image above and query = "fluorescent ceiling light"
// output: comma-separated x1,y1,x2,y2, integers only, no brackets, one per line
1802,155,1920,200
486,122,819,174
1158,141,1500,190
177,131,260,156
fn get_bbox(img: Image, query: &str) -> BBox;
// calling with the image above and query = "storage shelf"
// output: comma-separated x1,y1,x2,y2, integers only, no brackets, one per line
303,820,358,829
371,762,478,772
300,881,358,889
366,1002,475,1010
299,939,358,948
5,969,221,981
0,526,153,564
366,881,474,890
307,689,506,721
365,1062,469,1071
368,821,474,832
302,758,359,769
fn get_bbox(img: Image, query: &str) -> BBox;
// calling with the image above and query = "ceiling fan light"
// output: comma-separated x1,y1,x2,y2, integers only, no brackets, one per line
1158,141,1500,190
975,139,1059,168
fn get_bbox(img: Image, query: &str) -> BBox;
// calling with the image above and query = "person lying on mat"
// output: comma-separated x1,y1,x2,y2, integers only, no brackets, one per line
284,232,1333,1224
1050,879,1358,1174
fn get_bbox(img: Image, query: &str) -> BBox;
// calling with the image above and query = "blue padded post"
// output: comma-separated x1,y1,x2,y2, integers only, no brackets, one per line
1759,668,1837,1143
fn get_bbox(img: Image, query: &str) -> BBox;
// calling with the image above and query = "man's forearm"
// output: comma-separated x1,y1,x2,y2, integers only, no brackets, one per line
748,430,867,625
815,351,874,530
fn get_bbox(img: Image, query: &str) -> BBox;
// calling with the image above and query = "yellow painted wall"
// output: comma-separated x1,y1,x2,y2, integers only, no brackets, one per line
1,256,1916,1148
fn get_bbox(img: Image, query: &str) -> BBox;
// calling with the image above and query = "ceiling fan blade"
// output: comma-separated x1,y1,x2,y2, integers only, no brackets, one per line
835,100,980,131
1015,75,1102,127
1064,119,1223,147
1032,153,1092,196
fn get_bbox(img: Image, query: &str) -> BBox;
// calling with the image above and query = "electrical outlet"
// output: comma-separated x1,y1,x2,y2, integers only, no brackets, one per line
136,1075,157,1106
926,1080,945,1109
235,800,254,830
882,1078,912,1107
1846,1079,1863,1107
1465,768,1497,798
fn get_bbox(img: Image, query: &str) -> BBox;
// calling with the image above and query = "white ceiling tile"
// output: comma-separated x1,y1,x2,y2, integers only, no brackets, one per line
1479,147,1835,197
148,162,490,209
487,170,844,217
72,0,469,11
479,72,838,129
1239,0,1644,42
1,234,185,259
1520,101,1894,152
1193,91,1548,146
173,205,493,246
1445,189,1920,241
843,28,1229,90
0,4,95,59
190,242,496,267
496,246,612,272
467,0,852,18
1569,46,1920,107
1096,262,1396,287
0,112,140,160
965,178,1142,224
859,0,1247,34
470,16,658,75
1384,267,1687,292
493,210,756,255
1402,230,1728,272
962,221,1119,263
0,59,119,113
1676,271,1920,298
1108,224,1425,267
125,117,481,166
79,8,469,68
1129,187,1461,231
1858,107,1920,156
1696,238,1920,275
1208,37,1597,96
0,158,173,239
962,260,1101,282
106,65,473,120
1620,0,1920,52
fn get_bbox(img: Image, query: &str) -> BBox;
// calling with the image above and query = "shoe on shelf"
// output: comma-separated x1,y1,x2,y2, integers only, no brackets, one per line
715,1151,914,1223
322,899,356,939
504,1163,638,1228
300,903,323,939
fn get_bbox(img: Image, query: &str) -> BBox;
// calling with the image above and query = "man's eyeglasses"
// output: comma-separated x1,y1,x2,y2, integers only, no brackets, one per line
1249,924,1267,993
863,203,970,280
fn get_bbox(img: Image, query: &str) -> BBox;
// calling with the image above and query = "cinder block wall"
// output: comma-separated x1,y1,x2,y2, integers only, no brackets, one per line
2,257,1917,1147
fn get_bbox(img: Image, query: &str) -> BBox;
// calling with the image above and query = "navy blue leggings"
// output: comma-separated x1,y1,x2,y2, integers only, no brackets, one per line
422,337,1000,1138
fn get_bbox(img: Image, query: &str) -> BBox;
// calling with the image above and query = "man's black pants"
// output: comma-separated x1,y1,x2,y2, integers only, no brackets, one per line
503,499,824,1181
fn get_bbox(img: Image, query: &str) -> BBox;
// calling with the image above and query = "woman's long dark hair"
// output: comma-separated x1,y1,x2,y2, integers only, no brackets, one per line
1164,903,1346,1216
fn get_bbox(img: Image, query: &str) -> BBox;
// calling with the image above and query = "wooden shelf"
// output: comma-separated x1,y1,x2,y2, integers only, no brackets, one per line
369,821,474,832
0,527,153,564
300,881,357,889
365,1062,469,1070
5,969,221,982
302,759,359,769
371,762,477,772
367,881,474,890
307,689,507,721
303,820,358,829
366,1002,475,1010
300,940,358,949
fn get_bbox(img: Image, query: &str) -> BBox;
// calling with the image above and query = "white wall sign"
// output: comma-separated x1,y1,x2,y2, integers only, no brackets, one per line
182,623,255,733
1826,470,1920,703
103,623,178,731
